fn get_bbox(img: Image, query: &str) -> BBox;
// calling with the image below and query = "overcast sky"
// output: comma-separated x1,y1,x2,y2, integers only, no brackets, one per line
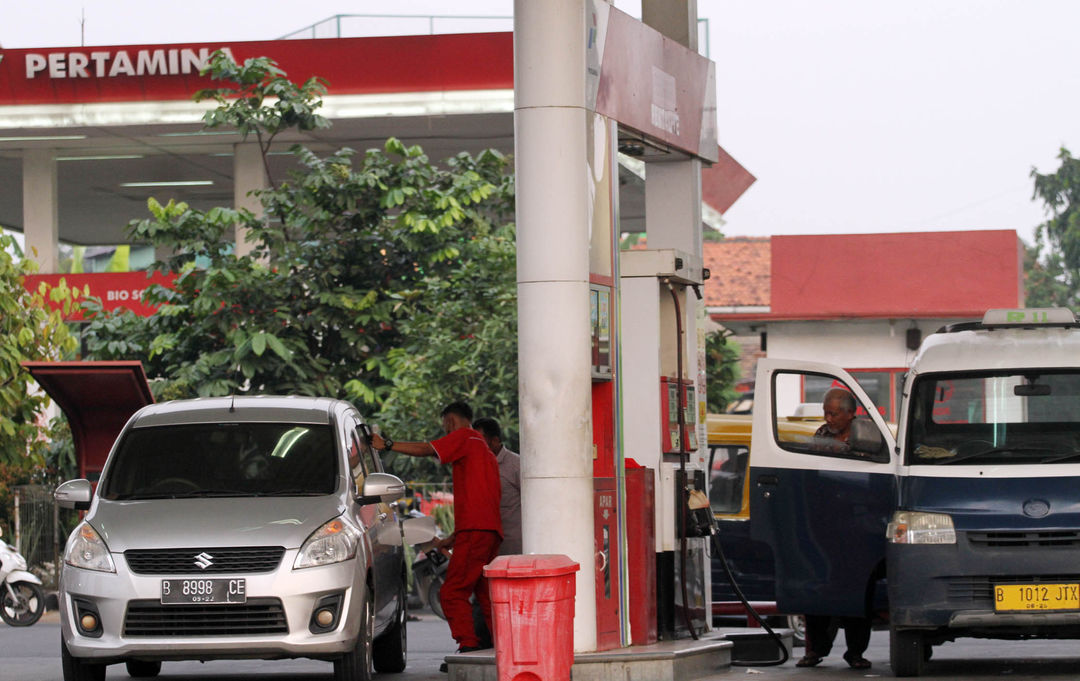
3,0,1076,245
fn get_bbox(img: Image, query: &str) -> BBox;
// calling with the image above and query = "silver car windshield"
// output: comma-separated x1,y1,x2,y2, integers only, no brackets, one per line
101,423,338,499
907,371,1080,465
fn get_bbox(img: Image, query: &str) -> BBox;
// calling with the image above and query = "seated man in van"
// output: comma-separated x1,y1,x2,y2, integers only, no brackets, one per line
798,386,874,670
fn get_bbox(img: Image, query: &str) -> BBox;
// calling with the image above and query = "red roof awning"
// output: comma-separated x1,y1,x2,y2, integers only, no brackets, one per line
24,361,153,480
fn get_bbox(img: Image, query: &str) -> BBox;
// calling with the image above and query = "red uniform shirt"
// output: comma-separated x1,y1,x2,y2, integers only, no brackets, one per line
431,427,503,537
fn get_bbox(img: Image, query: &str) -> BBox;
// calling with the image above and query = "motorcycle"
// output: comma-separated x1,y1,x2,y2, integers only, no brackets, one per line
401,513,495,647
0,526,45,627
403,513,448,620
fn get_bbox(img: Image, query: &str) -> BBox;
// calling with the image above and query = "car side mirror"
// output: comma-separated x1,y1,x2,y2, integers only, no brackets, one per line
358,472,406,505
849,419,888,462
55,479,93,511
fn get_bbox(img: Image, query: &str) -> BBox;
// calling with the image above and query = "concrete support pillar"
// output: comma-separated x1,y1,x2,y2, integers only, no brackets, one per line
643,0,704,263
233,143,267,257
641,0,712,626
22,149,59,273
514,0,598,652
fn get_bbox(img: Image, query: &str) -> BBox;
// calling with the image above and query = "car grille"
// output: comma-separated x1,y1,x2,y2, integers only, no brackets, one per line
968,531,1080,548
125,547,285,574
947,575,1080,605
123,598,288,636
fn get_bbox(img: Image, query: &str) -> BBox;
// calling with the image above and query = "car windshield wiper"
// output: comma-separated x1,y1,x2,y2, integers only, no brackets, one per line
118,491,208,500
1039,450,1080,464
936,445,1058,465
252,489,325,496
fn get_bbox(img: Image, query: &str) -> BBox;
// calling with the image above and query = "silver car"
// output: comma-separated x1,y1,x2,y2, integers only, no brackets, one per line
54,395,419,681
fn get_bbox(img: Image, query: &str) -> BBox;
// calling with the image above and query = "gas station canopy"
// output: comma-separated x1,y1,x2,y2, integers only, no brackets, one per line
0,32,751,248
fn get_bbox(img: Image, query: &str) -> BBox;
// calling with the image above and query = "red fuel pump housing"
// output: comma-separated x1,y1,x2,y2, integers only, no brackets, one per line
593,478,621,651
625,466,657,645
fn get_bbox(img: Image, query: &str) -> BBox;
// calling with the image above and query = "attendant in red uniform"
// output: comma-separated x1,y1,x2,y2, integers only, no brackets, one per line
372,402,502,655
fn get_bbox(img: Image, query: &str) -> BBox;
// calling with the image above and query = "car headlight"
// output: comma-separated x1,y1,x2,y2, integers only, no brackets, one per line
64,522,116,572
294,517,361,569
887,511,956,545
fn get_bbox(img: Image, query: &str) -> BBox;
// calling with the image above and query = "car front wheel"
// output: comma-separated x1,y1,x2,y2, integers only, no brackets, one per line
61,636,105,681
373,582,408,673
890,626,927,677
125,660,162,677
334,589,374,681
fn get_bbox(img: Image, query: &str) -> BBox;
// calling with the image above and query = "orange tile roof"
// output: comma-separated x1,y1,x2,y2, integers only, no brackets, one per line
703,237,770,308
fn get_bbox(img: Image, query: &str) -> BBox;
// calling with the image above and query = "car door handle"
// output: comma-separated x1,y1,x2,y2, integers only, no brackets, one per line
757,474,778,487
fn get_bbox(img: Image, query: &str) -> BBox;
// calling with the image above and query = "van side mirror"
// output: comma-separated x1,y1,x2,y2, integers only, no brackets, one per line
849,419,888,462
55,479,93,511
402,515,438,545
358,472,406,505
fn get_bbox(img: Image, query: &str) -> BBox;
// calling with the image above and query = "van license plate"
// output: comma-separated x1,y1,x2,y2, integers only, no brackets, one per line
994,583,1080,611
161,578,246,605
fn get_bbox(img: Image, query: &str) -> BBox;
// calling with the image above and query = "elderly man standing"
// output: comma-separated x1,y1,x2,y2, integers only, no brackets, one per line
372,402,502,658
797,386,873,670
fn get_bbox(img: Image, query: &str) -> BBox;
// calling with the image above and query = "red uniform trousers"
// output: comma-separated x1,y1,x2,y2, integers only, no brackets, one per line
440,529,501,648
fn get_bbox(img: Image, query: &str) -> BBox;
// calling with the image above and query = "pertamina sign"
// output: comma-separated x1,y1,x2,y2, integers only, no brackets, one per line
0,34,514,107
22,46,234,80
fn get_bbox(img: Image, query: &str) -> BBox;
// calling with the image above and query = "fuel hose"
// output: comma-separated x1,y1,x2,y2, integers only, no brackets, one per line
707,523,790,666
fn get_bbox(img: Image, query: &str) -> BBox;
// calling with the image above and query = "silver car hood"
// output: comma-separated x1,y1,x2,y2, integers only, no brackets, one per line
89,496,347,553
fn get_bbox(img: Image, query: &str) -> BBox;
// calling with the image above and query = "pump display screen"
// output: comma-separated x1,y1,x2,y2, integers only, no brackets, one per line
907,370,1080,465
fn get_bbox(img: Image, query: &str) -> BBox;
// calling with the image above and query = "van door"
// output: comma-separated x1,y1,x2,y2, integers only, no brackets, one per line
749,359,897,618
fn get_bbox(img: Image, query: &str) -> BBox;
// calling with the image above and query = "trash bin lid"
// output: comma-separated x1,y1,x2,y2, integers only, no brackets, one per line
484,554,580,579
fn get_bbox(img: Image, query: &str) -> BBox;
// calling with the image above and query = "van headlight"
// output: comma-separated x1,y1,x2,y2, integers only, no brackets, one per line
887,511,956,545
294,517,361,569
64,522,116,573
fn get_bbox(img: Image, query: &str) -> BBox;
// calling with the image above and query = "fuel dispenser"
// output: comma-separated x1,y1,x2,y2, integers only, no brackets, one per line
619,249,710,640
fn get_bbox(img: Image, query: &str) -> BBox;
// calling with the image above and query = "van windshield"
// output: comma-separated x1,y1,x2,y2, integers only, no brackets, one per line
100,423,338,499
907,371,1080,465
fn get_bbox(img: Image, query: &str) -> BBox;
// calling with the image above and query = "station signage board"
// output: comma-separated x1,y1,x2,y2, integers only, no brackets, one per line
586,1,718,163
23,271,175,321
0,32,513,106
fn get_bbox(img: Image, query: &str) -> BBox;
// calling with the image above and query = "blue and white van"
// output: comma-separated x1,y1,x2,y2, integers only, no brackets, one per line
749,308,1080,676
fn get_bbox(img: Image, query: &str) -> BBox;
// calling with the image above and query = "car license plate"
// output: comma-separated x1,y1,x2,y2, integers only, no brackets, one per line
161,578,246,605
994,583,1080,612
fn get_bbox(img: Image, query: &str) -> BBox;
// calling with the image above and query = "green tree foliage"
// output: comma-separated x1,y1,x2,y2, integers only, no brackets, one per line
0,234,78,534
80,54,518,481
705,330,742,412
0,234,77,465
377,164,516,481
1028,147,1080,310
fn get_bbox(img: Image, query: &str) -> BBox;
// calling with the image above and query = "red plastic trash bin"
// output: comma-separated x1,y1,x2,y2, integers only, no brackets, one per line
484,554,579,681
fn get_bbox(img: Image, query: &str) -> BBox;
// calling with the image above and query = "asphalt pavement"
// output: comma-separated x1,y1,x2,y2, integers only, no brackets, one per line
8,609,1080,680
0,607,456,681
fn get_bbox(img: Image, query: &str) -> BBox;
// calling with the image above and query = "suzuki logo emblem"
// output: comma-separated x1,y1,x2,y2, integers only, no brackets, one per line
193,552,214,570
